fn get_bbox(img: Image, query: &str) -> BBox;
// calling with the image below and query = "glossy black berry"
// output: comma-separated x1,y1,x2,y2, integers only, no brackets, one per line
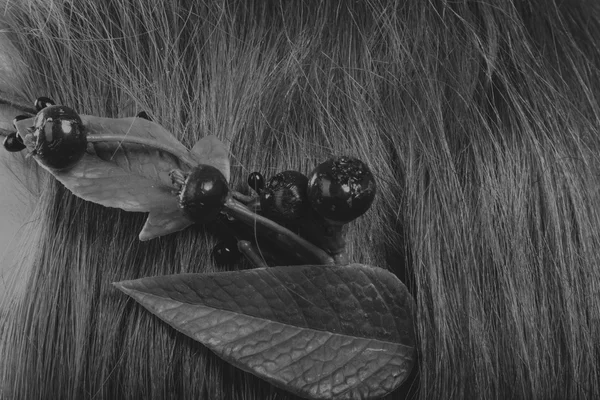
34,97,55,112
3,132,26,152
247,171,265,193
136,111,152,121
31,105,87,170
179,164,229,223
307,156,376,223
212,240,242,266
260,170,309,221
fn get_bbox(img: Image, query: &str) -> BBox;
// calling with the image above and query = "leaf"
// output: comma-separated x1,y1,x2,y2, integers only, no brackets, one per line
114,264,416,400
13,116,33,141
191,135,230,182
84,115,189,154
14,115,194,239
139,208,193,241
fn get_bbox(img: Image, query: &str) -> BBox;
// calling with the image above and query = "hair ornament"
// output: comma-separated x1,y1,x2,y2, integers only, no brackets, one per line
1,97,416,400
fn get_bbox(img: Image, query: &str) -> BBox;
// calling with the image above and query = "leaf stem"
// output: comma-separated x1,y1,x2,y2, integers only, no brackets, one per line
87,134,196,168
223,198,334,266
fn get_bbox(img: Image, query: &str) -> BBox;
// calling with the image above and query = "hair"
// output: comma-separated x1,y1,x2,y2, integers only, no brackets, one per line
1,0,600,399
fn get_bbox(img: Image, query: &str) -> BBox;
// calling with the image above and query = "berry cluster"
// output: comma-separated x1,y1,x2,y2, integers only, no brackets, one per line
246,157,376,224
3,96,377,268
221,157,376,266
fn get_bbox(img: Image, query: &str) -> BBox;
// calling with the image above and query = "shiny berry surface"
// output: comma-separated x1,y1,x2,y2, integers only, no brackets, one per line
307,156,376,223
212,240,242,267
179,164,229,223
260,170,309,220
3,132,26,152
247,171,265,193
31,105,87,170
34,96,56,112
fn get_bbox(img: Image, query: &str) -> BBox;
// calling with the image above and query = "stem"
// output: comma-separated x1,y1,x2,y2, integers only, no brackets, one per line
223,198,334,266
237,240,270,269
87,134,196,168
231,190,254,203
333,252,348,265
297,214,348,265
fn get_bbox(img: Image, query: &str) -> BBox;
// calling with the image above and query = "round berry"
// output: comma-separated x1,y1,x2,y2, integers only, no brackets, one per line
260,170,309,221
307,156,376,223
31,105,87,170
3,132,26,152
34,96,56,112
212,240,242,267
247,171,265,193
179,164,229,223
136,111,152,121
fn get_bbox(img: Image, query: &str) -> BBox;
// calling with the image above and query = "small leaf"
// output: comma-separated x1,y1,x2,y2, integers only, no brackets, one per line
14,115,195,238
114,264,416,400
139,208,193,241
14,117,33,141
191,135,230,182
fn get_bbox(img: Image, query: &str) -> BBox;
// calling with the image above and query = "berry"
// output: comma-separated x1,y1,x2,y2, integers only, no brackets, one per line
307,156,376,223
178,164,229,223
31,105,87,170
260,170,309,220
34,96,56,112
247,171,265,193
3,132,26,152
212,240,242,267
136,111,152,121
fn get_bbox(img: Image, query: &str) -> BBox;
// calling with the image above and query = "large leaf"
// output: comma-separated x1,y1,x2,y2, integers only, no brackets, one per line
114,264,416,399
14,115,193,238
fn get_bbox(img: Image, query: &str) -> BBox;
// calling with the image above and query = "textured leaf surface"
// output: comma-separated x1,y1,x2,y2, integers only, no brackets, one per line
114,264,416,399
14,115,194,238
191,135,230,182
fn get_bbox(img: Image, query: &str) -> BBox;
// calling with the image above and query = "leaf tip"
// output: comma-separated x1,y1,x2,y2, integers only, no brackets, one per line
112,280,135,296
138,230,151,241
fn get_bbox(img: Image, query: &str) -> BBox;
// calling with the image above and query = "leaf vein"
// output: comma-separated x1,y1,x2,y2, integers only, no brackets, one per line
268,271,310,328
368,269,404,342
310,339,387,397
235,328,304,362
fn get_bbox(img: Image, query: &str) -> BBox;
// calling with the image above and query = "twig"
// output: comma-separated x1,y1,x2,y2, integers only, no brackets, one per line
223,198,334,266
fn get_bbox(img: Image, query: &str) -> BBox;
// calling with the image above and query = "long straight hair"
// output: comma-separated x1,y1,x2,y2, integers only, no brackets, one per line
1,1,600,399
